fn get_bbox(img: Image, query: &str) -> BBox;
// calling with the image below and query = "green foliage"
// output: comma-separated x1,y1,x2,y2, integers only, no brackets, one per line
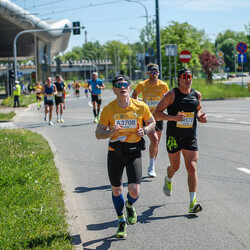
0,129,72,249
1,93,37,107
0,111,15,121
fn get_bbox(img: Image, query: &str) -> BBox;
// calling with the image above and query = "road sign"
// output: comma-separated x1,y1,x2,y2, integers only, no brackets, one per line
238,53,247,63
165,44,178,56
17,72,23,78
217,51,224,58
179,50,191,63
218,58,224,65
236,42,248,54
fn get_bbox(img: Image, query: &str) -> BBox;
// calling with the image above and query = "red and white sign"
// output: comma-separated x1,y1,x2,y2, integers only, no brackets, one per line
179,50,192,63
218,58,224,66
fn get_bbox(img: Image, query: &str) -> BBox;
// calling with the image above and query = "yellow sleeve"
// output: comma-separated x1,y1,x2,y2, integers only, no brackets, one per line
134,81,143,94
99,106,110,127
142,102,152,121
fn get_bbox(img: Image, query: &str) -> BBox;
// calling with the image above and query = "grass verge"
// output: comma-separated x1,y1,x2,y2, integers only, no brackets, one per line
1,93,36,107
0,129,72,249
0,111,15,121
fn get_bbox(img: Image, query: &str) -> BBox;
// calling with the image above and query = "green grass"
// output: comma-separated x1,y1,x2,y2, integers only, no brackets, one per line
1,93,36,107
0,129,73,249
0,111,15,121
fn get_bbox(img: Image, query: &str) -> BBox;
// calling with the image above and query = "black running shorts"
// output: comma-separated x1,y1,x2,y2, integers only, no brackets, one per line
166,135,198,154
91,94,102,105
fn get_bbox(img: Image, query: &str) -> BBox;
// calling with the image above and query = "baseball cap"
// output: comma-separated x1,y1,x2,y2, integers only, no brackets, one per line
178,68,192,78
112,75,131,86
15,80,20,83
148,64,159,71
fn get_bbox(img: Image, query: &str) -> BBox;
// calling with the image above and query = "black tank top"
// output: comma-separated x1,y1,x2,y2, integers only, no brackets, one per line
167,88,199,138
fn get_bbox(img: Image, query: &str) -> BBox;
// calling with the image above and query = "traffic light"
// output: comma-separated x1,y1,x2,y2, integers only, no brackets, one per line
9,69,15,79
72,21,80,35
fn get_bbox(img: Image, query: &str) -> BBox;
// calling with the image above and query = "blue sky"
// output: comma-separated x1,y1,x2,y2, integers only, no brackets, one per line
13,0,250,52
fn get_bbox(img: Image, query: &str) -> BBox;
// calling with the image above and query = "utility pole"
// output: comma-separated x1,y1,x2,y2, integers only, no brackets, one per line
155,0,162,79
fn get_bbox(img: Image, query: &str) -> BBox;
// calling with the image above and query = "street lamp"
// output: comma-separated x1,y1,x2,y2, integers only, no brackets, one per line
107,41,117,75
126,0,149,49
228,38,237,75
130,27,146,79
117,34,132,80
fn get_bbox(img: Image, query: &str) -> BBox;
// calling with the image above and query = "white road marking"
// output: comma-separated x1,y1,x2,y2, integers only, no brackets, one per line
237,168,250,175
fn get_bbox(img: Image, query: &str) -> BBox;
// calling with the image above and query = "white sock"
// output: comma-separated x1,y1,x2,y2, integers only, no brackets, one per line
57,115,59,120
166,176,173,183
190,192,196,203
149,157,155,167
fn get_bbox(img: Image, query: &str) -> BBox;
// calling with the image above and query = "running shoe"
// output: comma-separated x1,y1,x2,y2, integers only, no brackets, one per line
163,176,172,197
93,117,98,123
57,119,60,123
148,166,157,177
188,198,202,213
125,201,137,225
116,221,127,238
49,121,54,126
60,119,64,123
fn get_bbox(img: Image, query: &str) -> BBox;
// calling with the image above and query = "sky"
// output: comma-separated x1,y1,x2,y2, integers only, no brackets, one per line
12,0,250,53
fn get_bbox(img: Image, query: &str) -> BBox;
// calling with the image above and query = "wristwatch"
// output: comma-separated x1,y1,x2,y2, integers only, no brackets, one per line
143,128,148,135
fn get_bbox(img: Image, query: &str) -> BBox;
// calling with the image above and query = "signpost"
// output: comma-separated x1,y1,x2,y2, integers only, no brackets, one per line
165,44,178,87
236,42,248,91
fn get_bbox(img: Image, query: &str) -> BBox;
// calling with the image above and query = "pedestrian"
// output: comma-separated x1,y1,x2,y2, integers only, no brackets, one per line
42,76,57,126
84,85,89,98
13,80,21,108
88,72,105,123
95,75,155,238
54,75,66,123
35,81,42,110
132,63,169,177
153,68,207,213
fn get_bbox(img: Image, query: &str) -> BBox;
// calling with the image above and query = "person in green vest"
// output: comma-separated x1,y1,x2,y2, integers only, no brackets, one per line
13,80,21,108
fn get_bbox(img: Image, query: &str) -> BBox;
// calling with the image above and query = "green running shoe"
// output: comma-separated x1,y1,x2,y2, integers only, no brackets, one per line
125,201,137,225
189,198,202,213
163,176,172,196
116,221,127,238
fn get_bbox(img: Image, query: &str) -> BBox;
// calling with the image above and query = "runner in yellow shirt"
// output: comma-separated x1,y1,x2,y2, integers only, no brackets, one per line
132,63,169,177
35,81,42,110
96,75,155,238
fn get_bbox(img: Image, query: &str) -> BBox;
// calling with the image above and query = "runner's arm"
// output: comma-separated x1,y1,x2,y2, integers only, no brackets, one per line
131,89,139,99
95,123,122,139
196,91,207,123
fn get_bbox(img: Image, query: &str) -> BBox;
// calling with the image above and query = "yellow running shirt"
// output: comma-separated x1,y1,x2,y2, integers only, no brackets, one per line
134,79,169,114
36,86,42,97
99,98,152,143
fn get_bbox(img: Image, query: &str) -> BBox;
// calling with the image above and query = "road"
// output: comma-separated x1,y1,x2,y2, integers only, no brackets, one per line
1,89,250,250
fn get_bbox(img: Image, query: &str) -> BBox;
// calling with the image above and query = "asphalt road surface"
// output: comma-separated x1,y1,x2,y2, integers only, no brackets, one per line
1,89,250,250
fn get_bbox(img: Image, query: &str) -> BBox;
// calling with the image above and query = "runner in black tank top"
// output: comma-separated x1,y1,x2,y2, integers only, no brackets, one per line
154,68,207,214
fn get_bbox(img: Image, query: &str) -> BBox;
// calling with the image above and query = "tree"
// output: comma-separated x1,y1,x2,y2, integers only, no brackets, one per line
199,51,218,84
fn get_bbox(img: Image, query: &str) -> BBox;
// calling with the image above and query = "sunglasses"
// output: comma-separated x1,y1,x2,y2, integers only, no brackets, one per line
181,74,192,80
114,82,129,88
149,70,159,75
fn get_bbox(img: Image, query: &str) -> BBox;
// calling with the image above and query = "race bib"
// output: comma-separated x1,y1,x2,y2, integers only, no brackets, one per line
56,91,63,97
47,94,53,101
176,112,194,128
98,94,102,100
145,97,161,108
114,112,137,133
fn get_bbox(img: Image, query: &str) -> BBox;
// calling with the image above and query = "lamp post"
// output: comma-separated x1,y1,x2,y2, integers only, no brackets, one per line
117,34,132,80
228,38,237,75
107,42,117,75
129,27,146,79
126,0,149,49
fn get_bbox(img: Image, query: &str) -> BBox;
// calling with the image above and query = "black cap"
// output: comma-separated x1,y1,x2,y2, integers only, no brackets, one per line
112,75,131,86
178,68,192,78
148,64,159,71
